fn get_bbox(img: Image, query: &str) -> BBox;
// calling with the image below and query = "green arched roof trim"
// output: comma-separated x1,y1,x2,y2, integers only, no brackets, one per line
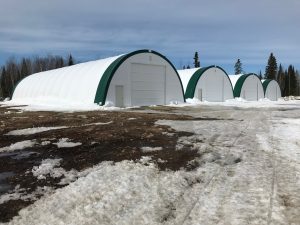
262,79,272,94
184,65,234,99
233,73,260,97
262,79,282,97
94,49,185,105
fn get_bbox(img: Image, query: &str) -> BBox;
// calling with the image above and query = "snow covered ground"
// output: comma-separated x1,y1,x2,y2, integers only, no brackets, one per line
1,100,300,225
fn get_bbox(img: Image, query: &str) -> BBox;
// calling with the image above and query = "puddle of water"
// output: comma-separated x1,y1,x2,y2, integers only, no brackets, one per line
11,151,37,160
0,151,37,160
0,172,14,195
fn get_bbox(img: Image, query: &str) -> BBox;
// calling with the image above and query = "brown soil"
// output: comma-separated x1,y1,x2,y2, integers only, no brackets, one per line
0,105,204,222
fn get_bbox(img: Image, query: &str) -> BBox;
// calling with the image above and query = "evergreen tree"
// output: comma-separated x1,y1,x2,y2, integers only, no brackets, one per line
265,53,277,79
0,69,3,98
183,65,186,69
193,52,200,68
258,70,262,80
277,64,285,94
20,58,29,79
187,65,190,69
68,54,74,66
287,65,297,95
297,70,300,96
234,59,242,74
1,67,10,98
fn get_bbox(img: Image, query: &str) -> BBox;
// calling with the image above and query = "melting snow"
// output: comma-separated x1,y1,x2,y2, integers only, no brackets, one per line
54,138,82,148
0,140,36,153
0,185,54,205
32,159,63,180
83,121,113,126
7,160,205,225
141,146,163,153
5,126,67,136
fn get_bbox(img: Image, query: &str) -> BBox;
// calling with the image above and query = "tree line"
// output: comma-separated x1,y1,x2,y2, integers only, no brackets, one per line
0,54,74,99
234,53,300,96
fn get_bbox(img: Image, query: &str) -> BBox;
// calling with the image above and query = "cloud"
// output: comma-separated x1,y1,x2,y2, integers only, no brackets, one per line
0,0,299,73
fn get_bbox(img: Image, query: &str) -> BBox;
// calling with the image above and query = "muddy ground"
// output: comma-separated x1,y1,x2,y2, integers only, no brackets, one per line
1,102,300,225
0,105,229,222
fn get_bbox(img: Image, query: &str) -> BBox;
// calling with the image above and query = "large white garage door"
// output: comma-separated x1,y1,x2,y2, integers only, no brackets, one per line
131,63,166,106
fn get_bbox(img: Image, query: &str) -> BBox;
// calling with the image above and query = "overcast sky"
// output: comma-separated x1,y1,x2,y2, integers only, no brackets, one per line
1,0,299,74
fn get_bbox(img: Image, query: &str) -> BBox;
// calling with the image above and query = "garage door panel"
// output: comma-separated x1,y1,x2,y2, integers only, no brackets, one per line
131,63,166,106
132,81,165,91
131,72,163,82
132,90,164,98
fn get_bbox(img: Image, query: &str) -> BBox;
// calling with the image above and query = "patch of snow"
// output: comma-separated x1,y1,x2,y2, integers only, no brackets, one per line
8,160,206,225
0,140,36,153
141,146,163,153
5,126,67,136
271,118,300,164
167,98,300,109
0,185,54,205
162,132,175,137
128,117,136,120
2,100,127,112
83,121,113,126
54,138,82,148
32,159,63,180
41,141,51,146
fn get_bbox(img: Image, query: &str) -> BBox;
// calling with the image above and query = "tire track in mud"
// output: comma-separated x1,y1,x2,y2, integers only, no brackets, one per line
177,119,253,225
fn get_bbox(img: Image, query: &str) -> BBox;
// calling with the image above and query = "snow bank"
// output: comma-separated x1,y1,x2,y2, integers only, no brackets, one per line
54,138,82,148
5,126,67,136
0,140,36,153
8,160,205,225
1,100,128,112
169,98,300,109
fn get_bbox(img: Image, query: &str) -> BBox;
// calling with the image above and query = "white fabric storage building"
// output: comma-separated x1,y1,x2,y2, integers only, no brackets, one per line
262,79,281,101
12,50,185,107
177,66,234,101
229,73,264,101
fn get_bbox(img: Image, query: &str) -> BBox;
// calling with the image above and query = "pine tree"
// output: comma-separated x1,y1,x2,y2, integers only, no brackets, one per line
68,54,74,66
234,59,242,74
183,65,186,69
0,68,3,98
20,58,29,79
193,52,200,68
265,53,277,79
258,70,262,80
1,67,10,98
187,65,190,69
277,64,285,94
296,70,300,96
287,65,297,95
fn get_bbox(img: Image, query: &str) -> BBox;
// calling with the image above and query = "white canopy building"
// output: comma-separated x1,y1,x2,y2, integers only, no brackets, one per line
262,79,281,101
177,66,234,102
12,50,185,107
229,73,264,101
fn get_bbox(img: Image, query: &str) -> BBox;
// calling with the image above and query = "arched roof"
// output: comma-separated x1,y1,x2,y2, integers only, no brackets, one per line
13,49,185,106
229,73,260,97
94,49,185,105
178,65,233,99
262,79,279,94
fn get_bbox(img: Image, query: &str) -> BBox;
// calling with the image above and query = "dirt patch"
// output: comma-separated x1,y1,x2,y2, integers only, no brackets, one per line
0,106,204,222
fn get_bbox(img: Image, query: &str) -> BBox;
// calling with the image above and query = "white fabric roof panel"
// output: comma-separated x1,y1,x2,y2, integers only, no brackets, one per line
12,55,122,106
